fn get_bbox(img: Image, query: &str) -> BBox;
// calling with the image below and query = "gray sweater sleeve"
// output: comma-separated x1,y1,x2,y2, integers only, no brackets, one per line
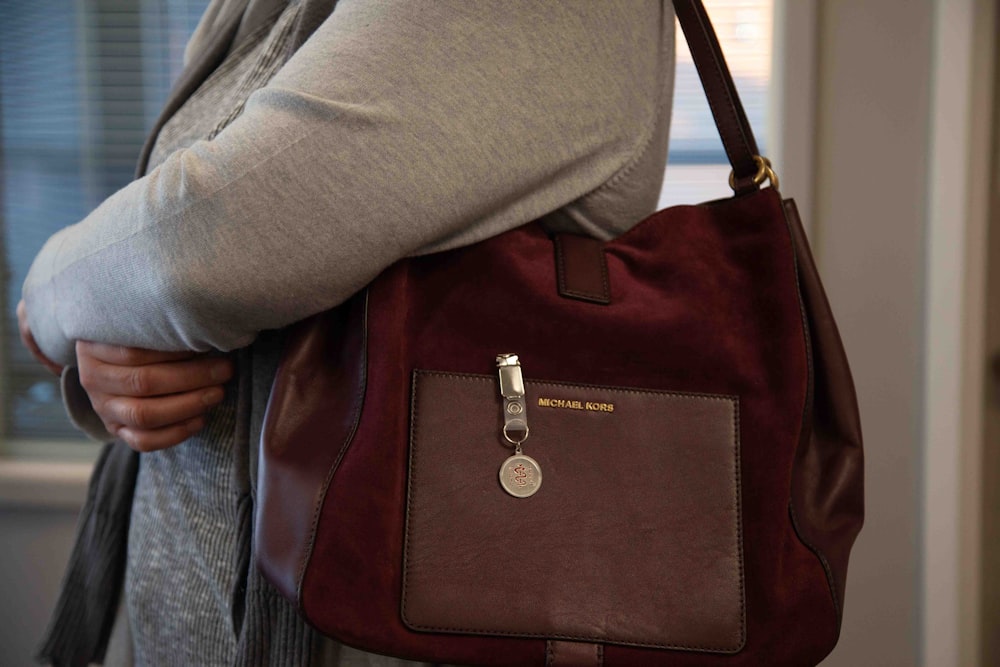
23,0,673,366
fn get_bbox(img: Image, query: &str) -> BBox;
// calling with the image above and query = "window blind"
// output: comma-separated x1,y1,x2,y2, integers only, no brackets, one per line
661,0,773,206
1,0,205,439
671,0,772,163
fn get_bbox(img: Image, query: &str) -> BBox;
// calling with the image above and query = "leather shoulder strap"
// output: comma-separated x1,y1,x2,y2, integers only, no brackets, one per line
672,0,762,194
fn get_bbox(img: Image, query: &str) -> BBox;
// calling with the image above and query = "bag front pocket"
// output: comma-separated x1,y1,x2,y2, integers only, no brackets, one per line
403,370,745,653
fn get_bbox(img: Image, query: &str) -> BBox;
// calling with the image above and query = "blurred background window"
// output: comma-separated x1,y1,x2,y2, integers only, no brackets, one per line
0,0,773,444
1,0,204,440
660,0,773,207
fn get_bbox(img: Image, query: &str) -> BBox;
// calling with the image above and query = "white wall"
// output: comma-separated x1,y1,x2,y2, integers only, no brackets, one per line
809,0,997,665
808,2,932,665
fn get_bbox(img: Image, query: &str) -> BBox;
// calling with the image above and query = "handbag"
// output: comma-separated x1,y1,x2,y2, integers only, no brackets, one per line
256,1,865,665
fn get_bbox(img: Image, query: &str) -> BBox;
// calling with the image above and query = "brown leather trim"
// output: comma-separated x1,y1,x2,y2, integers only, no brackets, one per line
788,502,841,620
295,292,370,604
779,199,836,619
403,371,745,652
782,198,865,630
546,640,604,667
254,290,370,607
554,234,611,304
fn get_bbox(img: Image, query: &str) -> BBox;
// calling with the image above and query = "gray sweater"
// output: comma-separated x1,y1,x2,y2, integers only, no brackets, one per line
27,1,676,665
23,0,675,364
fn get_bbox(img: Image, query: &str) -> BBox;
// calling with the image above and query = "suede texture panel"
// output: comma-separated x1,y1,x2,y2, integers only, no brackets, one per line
261,187,856,666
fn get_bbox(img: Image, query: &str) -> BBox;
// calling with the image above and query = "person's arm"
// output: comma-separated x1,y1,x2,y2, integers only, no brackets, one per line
23,0,672,366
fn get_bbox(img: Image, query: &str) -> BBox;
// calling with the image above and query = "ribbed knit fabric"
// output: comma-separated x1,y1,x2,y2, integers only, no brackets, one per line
147,1,301,168
124,3,445,663
127,4,304,666
112,5,451,662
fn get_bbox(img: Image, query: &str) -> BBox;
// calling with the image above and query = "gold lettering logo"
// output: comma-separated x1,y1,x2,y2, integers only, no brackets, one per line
537,397,615,413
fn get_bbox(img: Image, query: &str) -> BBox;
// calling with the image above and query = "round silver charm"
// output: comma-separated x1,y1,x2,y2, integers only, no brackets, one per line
499,454,542,498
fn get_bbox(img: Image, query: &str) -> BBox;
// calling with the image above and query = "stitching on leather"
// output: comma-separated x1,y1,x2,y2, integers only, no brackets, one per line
695,20,742,175
598,244,610,301
398,626,735,653
789,502,841,622
681,4,756,188
400,369,422,630
694,0,759,171
555,241,599,300
780,198,843,631
733,399,747,649
781,199,843,633
404,369,744,653
694,3,757,177
555,237,610,303
413,370,738,404
555,236,568,295
561,287,610,302
294,292,370,608
546,642,606,667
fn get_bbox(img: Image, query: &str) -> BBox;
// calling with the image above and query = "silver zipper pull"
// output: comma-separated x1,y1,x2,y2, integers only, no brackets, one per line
496,354,541,498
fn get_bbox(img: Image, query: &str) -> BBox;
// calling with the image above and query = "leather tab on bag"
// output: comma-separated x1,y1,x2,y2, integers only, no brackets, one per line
554,234,611,304
546,640,604,667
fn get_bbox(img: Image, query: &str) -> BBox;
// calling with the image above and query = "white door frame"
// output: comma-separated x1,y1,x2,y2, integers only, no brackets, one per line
923,0,996,665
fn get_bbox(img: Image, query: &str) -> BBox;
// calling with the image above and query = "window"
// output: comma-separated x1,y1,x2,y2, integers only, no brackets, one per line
661,0,774,206
1,0,205,443
0,0,774,447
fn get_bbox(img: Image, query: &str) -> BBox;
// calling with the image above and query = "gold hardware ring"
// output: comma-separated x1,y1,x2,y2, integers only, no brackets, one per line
729,155,779,191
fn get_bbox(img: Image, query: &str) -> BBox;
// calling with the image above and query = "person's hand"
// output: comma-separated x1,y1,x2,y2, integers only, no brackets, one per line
17,299,64,376
76,341,233,452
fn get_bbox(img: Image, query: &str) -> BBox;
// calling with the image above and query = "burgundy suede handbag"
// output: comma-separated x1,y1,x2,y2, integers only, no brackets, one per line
256,1,865,665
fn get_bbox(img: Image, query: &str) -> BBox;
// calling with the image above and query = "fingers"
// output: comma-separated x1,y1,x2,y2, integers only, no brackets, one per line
77,340,199,365
73,340,234,453
79,352,234,398
118,416,209,453
102,386,225,432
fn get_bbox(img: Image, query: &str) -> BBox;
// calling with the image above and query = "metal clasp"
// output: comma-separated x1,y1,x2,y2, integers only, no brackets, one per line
496,354,524,398
728,155,780,191
496,354,529,451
